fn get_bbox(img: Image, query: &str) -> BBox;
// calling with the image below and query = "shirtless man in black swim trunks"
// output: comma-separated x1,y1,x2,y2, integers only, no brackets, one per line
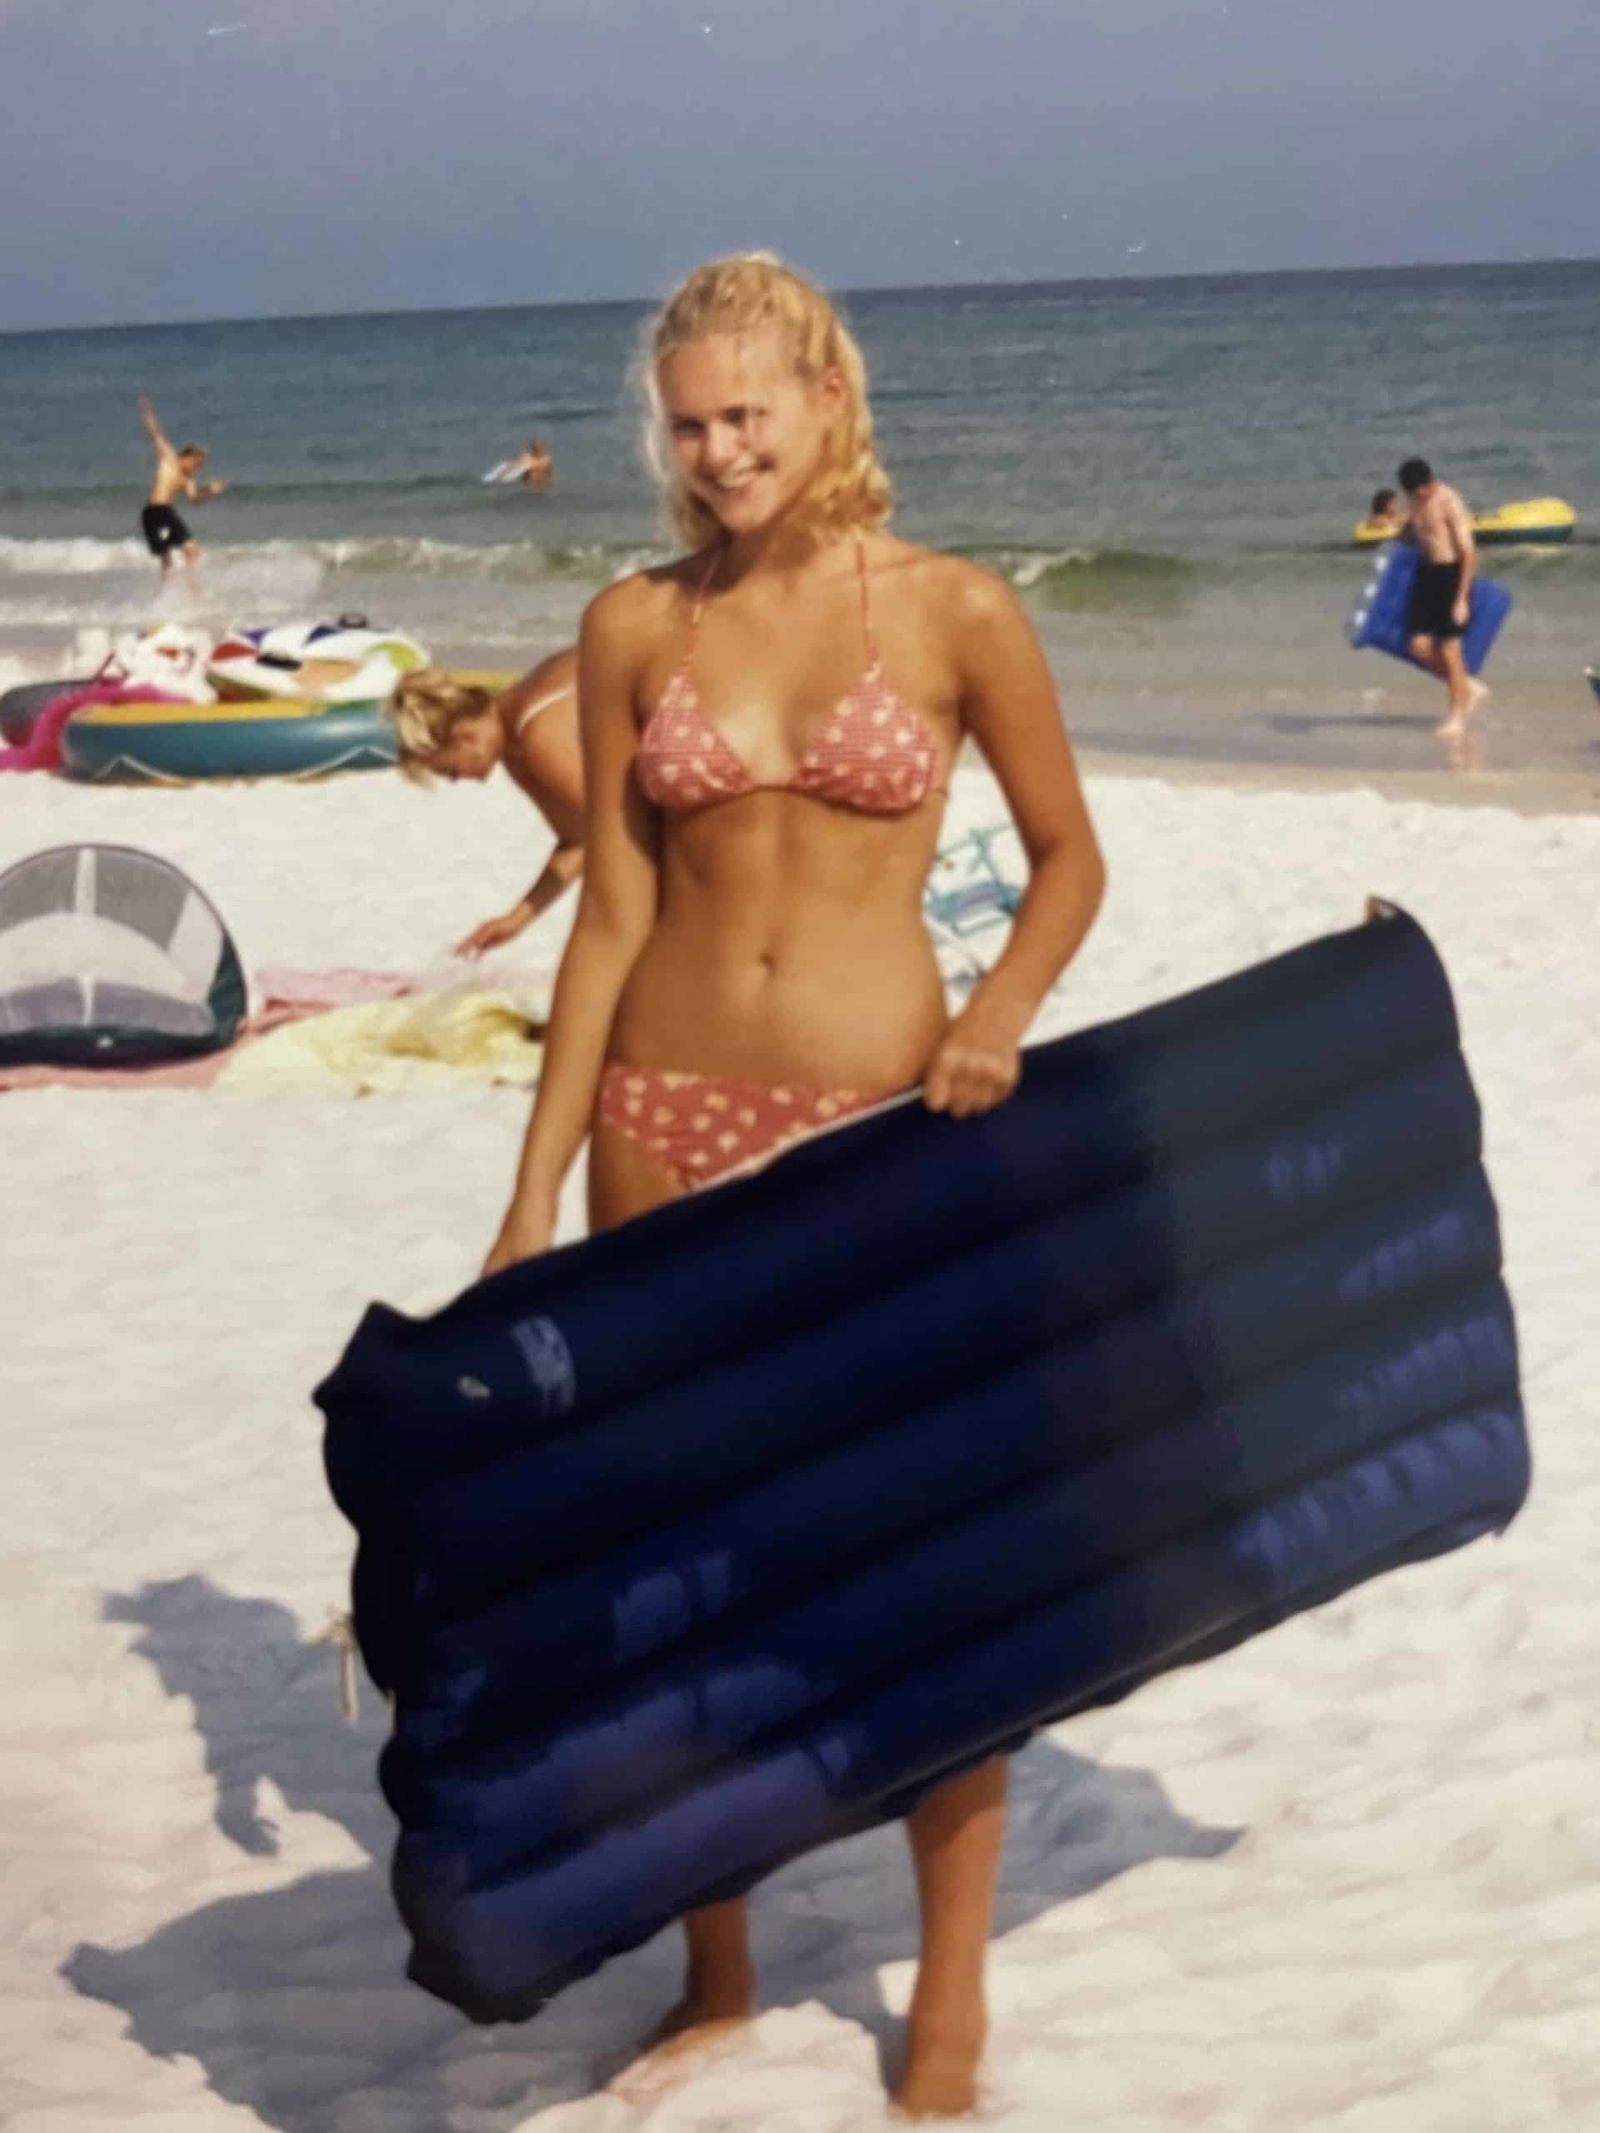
138,396,226,575
1398,456,1488,738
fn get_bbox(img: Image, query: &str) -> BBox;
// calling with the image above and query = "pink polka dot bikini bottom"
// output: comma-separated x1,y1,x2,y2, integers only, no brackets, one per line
596,1060,878,1190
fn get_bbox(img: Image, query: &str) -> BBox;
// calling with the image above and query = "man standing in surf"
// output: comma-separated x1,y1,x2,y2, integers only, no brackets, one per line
1398,456,1487,738
137,397,226,576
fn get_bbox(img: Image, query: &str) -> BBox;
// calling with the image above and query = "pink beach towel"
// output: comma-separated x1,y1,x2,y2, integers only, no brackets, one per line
0,684,186,774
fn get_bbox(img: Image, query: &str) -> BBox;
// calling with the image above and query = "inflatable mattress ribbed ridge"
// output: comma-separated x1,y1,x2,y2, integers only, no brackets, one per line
317,904,1528,2021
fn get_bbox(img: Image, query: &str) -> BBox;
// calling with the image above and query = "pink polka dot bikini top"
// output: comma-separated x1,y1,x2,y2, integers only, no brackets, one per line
635,537,947,817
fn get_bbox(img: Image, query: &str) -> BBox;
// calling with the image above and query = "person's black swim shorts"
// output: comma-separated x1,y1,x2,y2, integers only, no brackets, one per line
1405,559,1466,642
140,503,192,559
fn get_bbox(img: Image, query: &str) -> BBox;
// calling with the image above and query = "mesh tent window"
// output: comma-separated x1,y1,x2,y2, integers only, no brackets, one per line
0,843,246,1066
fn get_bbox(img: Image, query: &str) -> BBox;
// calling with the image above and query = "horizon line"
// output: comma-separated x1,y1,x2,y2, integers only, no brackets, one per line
3,250,1597,340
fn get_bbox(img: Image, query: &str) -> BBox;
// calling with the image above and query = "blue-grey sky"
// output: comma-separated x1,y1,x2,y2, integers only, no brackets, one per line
2,0,1596,329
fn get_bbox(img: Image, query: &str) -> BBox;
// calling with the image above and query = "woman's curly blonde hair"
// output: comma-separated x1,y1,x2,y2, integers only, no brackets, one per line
641,252,893,549
385,667,495,785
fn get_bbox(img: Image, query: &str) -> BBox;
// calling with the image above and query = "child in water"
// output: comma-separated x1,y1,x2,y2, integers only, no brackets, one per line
137,396,226,574
1356,486,1402,541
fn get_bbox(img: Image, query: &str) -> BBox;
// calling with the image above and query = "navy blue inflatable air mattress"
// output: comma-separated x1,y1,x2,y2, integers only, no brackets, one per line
317,903,1528,2023
1348,541,1511,675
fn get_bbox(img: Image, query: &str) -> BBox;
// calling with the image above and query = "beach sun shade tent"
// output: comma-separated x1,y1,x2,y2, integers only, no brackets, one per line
0,844,246,1067
318,902,1528,2025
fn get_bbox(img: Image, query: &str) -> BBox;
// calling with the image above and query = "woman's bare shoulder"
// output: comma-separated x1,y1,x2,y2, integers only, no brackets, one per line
581,552,705,655
873,536,1023,635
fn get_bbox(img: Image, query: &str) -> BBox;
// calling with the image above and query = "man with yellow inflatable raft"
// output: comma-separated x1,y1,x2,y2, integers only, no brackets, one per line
57,621,503,784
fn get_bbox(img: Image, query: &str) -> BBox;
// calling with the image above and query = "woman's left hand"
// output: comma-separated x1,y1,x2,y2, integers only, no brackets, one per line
922,1005,1024,1118
454,901,534,958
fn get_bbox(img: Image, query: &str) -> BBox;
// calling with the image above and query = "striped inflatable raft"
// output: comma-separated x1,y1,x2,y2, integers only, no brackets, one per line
317,900,1529,2022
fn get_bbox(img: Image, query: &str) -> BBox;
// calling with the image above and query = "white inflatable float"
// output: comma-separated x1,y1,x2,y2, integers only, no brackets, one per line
207,618,428,705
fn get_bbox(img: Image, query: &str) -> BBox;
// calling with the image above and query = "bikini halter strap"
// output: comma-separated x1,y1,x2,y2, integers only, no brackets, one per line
685,544,724,638
854,532,882,671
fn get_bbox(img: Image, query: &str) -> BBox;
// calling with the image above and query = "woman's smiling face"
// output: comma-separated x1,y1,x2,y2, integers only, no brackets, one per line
658,329,840,538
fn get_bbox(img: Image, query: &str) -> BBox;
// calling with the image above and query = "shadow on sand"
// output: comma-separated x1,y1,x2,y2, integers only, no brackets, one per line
67,1576,1239,2132
1259,711,1439,736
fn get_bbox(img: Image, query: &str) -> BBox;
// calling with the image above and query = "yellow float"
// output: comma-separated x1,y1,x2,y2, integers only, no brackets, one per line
1352,496,1576,548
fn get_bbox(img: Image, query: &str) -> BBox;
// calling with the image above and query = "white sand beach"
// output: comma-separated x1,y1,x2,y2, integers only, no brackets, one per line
2,758,1597,2133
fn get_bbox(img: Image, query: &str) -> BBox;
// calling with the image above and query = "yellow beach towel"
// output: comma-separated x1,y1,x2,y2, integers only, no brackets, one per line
216,982,543,1096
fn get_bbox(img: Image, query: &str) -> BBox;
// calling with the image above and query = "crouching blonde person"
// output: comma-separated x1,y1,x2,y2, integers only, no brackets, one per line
387,649,584,955
486,253,1106,2118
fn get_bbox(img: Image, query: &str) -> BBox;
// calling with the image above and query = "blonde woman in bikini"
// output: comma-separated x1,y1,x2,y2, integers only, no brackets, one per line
388,648,584,956
486,254,1106,2118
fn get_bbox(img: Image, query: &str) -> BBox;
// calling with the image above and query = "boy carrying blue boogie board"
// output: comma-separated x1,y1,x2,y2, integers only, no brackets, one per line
1348,458,1511,738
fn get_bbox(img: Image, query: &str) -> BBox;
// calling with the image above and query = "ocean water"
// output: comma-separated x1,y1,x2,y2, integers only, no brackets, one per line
3,260,1598,778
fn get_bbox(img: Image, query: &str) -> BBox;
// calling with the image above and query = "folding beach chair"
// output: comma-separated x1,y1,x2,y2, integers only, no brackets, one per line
923,822,1026,993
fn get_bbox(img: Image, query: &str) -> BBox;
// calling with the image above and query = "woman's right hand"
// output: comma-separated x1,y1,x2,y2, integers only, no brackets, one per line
454,902,534,959
482,1195,557,1278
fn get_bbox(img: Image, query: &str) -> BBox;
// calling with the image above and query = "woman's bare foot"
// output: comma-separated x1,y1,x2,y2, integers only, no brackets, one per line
604,1985,757,2104
891,2014,987,2120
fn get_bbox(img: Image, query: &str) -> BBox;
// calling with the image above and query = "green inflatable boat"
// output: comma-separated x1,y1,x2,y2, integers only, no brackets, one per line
60,694,398,783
